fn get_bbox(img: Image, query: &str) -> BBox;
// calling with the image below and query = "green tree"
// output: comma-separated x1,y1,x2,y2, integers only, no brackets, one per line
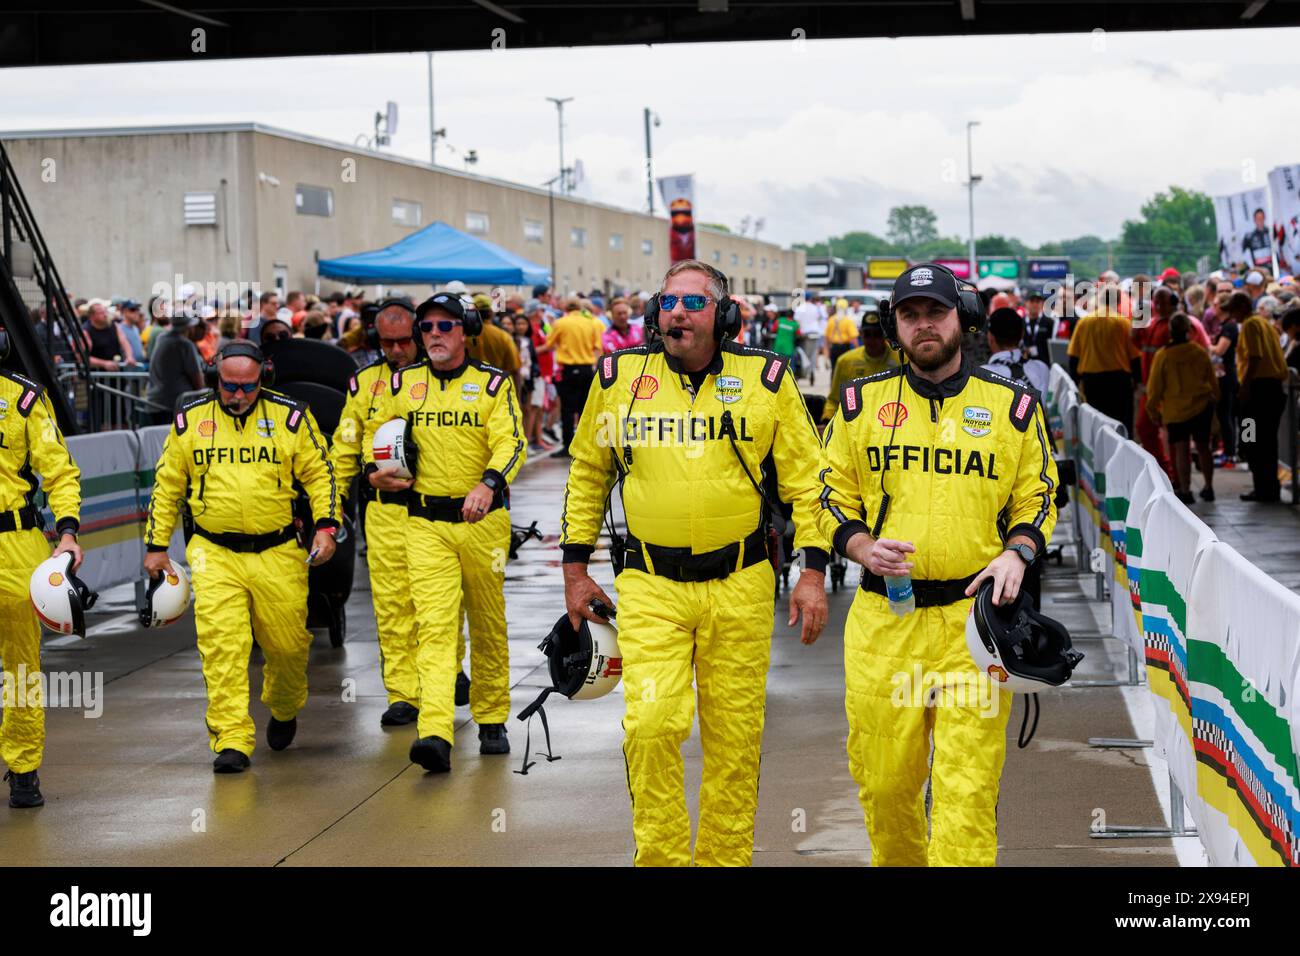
886,205,939,250
797,230,900,260
1113,186,1216,275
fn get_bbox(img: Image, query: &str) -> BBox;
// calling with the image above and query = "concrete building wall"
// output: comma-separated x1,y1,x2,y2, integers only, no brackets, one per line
5,130,260,306
3,125,804,305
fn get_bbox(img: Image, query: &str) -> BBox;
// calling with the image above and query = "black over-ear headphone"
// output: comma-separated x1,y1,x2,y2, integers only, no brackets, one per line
878,263,987,350
205,339,275,389
643,265,741,342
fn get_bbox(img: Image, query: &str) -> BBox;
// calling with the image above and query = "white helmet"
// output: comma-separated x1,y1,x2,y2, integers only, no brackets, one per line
29,553,99,637
966,579,1083,694
372,418,414,479
140,563,192,628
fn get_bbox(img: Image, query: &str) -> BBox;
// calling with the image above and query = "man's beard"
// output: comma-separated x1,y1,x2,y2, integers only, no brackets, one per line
904,329,962,372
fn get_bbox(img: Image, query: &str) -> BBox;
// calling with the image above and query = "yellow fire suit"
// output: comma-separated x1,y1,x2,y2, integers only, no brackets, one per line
822,346,899,422
363,358,525,744
331,359,421,708
146,388,339,756
0,370,81,773
562,341,830,866
819,359,1057,866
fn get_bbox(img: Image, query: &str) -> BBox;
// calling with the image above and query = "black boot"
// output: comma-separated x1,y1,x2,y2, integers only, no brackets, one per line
478,723,510,755
5,769,44,808
267,716,298,751
380,701,419,727
409,736,452,773
455,671,471,707
212,749,251,774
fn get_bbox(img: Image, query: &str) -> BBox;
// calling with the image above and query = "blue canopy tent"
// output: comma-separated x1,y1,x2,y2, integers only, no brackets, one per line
317,220,551,286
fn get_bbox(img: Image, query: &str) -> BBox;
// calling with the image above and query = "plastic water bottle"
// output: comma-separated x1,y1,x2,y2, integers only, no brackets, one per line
885,574,915,617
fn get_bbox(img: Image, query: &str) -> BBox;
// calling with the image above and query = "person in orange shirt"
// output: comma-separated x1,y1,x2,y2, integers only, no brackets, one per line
1067,286,1142,435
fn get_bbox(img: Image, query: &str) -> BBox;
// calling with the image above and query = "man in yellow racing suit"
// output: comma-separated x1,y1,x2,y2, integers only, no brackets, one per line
819,263,1057,866
0,361,83,807
145,340,339,773
363,292,525,773
561,260,829,866
822,309,899,423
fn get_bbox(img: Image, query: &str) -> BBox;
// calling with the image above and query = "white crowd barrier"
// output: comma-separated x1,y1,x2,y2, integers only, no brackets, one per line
1048,363,1300,867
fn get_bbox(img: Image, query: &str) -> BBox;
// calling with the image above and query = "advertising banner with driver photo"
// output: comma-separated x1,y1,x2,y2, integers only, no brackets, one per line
657,174,695,263
1214,187,1272,270
1269,165,1300,275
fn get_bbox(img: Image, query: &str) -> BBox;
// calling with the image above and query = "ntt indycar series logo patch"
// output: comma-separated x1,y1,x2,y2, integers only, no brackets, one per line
714,375,742,404
962,405,992,438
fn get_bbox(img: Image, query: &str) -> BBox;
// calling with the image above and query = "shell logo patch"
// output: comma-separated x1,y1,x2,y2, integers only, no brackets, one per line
409,382,428,401
630,375,659,400
48,572,64,587
197,419,217,438
256,418,275,438
370,379,387,396
166,573,179,586
877,402,908,428
987,664,1010,683
962,405,992,438
462,382,481,402
715,375,742,404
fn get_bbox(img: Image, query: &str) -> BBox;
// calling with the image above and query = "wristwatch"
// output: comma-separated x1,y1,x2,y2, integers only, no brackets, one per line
1005,543,1036,566
482,473,503,493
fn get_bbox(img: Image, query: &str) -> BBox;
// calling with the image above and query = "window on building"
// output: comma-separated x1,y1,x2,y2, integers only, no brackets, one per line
748,255,754,267
731,253,739,266
711,250,721,263
392,199,422,227
183,191,218,226
609,233,624,251
295,184,333,217
570,227,587,248
761,257,767,270
641,238,653,255
465,211,490,234
524,219,544,243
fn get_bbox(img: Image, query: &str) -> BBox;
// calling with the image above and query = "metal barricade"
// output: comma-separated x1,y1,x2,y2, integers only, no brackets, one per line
56,366,167,431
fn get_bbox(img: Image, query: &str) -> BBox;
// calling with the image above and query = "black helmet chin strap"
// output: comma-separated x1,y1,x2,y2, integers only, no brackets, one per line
1017,693,1040,749
514,688,560,775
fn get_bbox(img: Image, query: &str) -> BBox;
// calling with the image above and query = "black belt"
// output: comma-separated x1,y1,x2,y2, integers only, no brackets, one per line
362,485,411,507
406,493,502,524
0,505,39,534
623,528,768,583
861,572,978,608
194,522,298,554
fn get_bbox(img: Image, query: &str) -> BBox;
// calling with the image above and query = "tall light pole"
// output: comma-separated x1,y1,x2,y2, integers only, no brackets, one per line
644,108,660,214
966,120,982,282
547,96,573,194
434,51,444,164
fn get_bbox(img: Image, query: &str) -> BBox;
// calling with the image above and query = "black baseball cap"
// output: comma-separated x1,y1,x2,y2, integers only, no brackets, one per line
416,292,467,322
891,264,959,309
376,296,416,315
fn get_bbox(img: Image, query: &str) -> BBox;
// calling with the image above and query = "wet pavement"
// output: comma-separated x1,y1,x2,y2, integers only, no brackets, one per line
3,442,1187,866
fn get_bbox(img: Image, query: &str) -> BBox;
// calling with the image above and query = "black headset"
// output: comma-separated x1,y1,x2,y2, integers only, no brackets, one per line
205,339,274,389
643,265,741,342
878,263,987,350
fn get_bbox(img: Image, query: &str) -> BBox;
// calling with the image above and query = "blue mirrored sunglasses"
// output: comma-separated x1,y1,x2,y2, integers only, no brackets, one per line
219,380,258,394
659,294,712,312
419,318,461,333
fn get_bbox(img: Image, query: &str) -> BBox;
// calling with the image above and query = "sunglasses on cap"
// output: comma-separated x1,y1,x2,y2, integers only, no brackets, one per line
220,380,259,394
419,318,462,333
659,294,713,312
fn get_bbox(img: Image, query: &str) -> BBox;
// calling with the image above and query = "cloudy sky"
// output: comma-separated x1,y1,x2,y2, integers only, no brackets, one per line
2,26,1297,250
